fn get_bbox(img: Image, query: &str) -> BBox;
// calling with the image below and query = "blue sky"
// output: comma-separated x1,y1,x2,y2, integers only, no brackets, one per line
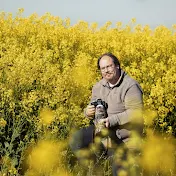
1,0,176,28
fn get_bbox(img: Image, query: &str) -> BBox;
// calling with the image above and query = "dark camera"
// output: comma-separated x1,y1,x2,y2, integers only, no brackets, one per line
91,99,108,136
91,99,108,110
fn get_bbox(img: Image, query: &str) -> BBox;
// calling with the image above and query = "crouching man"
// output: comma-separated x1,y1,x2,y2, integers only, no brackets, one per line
70,53,144,176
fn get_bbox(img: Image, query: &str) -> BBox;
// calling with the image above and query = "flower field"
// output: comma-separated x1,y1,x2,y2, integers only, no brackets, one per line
0,9,175,175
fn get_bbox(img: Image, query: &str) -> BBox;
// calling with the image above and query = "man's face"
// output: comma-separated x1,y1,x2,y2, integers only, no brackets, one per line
99,56,119,83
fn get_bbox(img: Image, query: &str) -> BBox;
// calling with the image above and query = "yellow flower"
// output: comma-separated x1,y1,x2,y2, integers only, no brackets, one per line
27,140,65,174
141,132,175,174
0,118,7,127
143,109,157,126
131,18,136,23
39,108,54,125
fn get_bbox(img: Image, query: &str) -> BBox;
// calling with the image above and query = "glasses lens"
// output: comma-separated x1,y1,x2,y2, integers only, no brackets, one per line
101,64,113,72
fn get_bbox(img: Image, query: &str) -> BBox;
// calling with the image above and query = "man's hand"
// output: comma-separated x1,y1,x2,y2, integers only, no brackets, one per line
85,105,95,119
99,118,110,128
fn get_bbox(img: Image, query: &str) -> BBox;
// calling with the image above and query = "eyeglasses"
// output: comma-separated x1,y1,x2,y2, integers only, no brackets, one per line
100,64,114,72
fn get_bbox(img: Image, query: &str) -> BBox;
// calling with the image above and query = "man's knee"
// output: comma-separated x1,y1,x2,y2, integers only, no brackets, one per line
69,125,94,152
69,129,84,152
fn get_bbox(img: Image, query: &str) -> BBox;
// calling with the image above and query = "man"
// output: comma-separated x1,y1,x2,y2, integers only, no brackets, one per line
70,53,144,175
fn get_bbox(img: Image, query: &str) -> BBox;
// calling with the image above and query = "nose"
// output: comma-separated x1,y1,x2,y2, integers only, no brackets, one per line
104,67,110,73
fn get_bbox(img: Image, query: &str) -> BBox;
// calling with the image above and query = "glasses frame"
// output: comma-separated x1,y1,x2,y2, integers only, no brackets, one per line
100,64,115,73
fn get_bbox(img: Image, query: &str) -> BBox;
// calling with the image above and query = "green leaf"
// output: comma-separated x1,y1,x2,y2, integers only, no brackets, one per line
4,142,9,148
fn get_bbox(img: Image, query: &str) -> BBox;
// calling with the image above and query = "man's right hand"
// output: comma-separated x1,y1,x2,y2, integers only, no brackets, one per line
85,105,95,119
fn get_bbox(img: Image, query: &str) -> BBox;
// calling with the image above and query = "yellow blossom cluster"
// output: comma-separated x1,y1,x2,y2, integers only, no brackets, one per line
25,139,71,176
1,10,175,133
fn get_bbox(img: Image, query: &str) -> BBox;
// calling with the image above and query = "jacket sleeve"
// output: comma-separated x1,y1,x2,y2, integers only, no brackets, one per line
108,84,143,127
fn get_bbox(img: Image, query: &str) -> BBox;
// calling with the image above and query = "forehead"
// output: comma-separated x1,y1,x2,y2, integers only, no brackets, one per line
99,56,113,66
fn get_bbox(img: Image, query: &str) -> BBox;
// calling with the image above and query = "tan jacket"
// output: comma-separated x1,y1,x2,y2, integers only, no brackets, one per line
89,70,144,148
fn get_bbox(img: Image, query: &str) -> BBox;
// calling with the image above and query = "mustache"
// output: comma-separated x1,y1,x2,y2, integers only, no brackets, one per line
105,71,113,74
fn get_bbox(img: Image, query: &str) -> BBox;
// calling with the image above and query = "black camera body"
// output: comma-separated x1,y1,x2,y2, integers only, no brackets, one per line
91,99,108,110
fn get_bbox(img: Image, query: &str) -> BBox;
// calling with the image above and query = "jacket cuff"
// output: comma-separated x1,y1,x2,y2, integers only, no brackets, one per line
108,115,120,127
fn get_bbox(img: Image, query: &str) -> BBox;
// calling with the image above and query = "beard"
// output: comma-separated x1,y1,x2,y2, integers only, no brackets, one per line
104,71,114,80
103,70,119,84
